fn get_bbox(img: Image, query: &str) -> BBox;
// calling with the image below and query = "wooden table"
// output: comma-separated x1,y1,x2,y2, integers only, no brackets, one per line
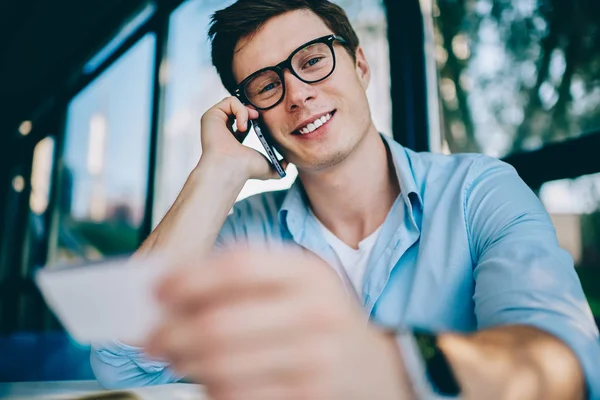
0,381,205,399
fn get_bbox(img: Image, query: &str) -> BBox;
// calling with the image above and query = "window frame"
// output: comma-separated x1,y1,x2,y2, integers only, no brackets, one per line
0,0,182,333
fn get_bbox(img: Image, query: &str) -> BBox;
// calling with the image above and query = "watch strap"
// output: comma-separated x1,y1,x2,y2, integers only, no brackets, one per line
395,330,461,399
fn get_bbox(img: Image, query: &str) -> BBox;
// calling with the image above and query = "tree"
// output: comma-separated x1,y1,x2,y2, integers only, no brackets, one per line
434,0,600,156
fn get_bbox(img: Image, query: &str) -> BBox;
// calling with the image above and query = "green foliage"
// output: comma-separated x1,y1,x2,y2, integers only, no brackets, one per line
69,220,139,256
577,267,600,316
434,0,600,156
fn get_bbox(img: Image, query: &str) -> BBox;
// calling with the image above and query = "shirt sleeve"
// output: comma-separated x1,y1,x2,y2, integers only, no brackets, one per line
465,155,600,398
214,196,272,249
90,340,183,389
215,210,238,249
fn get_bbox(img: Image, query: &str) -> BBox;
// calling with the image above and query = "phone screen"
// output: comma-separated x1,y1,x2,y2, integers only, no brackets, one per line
250,119,286,178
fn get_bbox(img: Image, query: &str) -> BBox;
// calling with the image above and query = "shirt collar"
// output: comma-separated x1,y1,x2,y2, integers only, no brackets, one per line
278,177,308,235
278,134,423,233
381,134,423,210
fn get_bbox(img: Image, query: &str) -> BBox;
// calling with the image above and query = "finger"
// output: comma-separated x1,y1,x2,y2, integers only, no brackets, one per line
230,102,259,133
149,294,316,363
229,107,259,144
156,247,312,309
246,106,259,120
259,154,283,179
198,298,307,351
174,340,313,393
232,114,258,143
213,97,251,132
267,158,289,180
280,159,289,171
228,116,247,143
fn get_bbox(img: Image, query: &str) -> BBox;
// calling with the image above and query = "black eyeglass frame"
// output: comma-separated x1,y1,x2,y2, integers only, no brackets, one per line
234,34,348,111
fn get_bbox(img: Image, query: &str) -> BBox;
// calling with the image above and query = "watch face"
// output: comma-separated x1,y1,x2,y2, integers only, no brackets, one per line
414,332,461,396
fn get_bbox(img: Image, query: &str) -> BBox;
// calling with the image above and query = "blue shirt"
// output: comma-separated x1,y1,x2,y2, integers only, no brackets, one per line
91,135,600,397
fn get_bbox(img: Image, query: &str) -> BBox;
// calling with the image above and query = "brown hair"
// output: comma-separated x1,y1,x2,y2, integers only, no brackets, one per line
208,0,360,94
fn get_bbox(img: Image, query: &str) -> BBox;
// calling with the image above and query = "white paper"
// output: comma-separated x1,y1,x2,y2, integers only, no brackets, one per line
35,256,170,345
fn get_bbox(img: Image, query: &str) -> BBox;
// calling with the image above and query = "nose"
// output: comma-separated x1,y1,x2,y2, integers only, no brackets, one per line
282,69,316,111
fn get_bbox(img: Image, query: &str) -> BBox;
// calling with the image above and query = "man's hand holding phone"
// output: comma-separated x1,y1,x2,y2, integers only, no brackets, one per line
199,96,287,181
135,96,287,262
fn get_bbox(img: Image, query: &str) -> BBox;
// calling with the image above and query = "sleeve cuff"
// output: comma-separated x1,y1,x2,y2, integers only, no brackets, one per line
91,340,183,388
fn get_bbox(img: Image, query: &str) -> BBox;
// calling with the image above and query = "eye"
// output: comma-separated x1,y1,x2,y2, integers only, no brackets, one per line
259,81,281,94
304,57,322,68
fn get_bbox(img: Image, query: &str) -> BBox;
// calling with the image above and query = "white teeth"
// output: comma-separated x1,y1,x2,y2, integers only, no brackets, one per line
297,112,333,134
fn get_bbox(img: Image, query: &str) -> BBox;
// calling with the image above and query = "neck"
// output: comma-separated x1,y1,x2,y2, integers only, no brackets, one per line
298,125,400,249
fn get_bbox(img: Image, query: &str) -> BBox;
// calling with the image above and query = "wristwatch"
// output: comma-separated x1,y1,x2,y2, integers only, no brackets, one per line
395,330,461,399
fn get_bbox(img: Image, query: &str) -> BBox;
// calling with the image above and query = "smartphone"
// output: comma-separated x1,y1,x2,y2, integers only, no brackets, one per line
250,119,286,178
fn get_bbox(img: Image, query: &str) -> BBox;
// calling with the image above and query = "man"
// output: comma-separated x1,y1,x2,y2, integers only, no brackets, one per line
91,0,600,398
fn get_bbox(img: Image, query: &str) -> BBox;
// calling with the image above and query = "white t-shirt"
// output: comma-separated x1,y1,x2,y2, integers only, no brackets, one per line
312,214,383,295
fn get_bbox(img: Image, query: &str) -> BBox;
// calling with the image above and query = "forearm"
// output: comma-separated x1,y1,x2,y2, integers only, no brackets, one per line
136,155,247,260
439,325,586,400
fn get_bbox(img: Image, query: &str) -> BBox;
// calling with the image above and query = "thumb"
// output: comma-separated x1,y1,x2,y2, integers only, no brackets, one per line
438,334,482,367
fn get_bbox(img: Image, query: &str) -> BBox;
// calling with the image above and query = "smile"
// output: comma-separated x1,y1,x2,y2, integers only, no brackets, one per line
293,110,336,135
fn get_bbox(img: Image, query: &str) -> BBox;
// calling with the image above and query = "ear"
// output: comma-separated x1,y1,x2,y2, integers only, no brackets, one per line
354,46,370,90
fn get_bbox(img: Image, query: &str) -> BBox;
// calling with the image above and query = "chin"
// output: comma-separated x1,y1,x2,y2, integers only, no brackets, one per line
297,149,350,172
288,127,362,171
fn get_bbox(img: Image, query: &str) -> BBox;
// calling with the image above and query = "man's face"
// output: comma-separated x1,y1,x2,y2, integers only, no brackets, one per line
232,9,372,172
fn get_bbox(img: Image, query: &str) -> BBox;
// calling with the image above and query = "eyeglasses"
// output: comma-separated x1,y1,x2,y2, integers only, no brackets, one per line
235,34,347,110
